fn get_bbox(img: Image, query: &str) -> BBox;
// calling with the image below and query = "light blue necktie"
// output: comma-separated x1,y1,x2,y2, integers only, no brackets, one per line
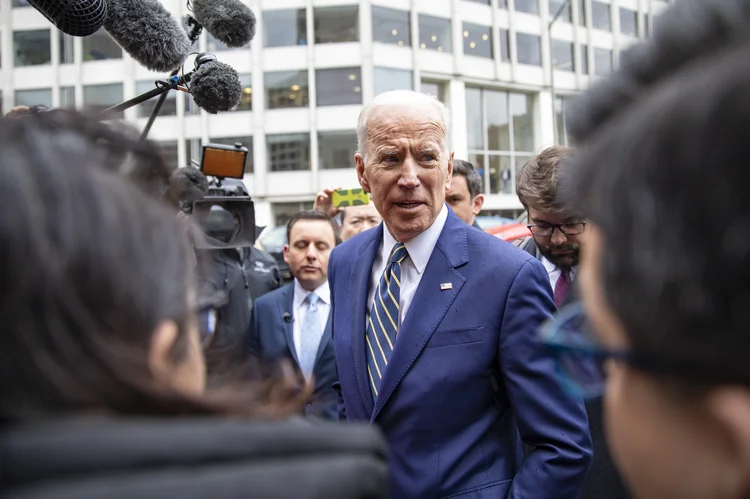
299,292,322,380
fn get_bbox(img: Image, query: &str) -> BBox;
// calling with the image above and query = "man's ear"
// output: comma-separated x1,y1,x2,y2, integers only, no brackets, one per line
283,244,290,264
148,320,180,384
472,194,485,216
707,387,750,492
355,153,370,193
445,152,454,191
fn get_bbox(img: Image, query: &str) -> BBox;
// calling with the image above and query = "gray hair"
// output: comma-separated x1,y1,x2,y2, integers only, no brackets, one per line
356,90,452,160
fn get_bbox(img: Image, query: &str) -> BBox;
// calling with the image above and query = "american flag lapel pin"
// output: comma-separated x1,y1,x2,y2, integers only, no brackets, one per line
440,283,453,290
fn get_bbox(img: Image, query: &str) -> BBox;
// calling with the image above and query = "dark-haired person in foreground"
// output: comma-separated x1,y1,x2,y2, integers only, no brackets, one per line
517,146,628,499
247,211,341,420
446,159,485,228
0,112,387,499
547,30,750,499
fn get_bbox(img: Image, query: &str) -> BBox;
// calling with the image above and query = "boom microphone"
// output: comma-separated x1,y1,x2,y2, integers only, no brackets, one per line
28,0,107,37
189,54,242,114
190,0,257,48
104,0,191,72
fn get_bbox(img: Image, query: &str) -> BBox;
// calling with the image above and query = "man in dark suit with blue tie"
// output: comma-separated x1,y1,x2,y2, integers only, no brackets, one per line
328,90,593,498
247,211,340,420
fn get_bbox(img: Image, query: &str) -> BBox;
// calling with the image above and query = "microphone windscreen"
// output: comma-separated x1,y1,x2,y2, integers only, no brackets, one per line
191,0,257,48
29,0,107,37
190,61,242,114
103,0,191,72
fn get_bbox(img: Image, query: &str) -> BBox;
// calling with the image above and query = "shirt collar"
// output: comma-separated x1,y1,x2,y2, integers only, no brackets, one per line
382,204,449,275
293,279,331,309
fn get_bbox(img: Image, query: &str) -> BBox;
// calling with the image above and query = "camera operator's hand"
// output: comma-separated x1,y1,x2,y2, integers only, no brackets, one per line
313,186,343,218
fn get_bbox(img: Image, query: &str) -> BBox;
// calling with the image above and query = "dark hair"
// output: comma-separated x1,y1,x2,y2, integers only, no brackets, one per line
0,112,305,422
562,35,750,387
516,146,574,214
452,159,482,199
287,210,341,246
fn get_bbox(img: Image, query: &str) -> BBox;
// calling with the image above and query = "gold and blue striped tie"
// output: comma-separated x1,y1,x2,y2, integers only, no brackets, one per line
366,242,408,399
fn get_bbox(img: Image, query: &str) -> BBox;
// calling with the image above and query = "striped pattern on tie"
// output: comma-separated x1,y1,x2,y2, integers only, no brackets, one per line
366,242,408,399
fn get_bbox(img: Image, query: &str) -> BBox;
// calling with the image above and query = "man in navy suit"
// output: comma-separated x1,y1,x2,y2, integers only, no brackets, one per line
247,211,340,420
328,90,593,498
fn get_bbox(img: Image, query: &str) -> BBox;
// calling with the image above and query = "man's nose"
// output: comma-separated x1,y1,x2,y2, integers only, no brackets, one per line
305,245,318,260
398,157,420,188
551,227,567,245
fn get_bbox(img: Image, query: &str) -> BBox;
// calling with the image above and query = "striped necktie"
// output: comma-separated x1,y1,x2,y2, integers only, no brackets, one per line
366,242,408,399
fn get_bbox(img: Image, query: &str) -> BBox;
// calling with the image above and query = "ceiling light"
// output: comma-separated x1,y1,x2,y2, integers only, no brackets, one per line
348,74,357,81
470,42,476,48
482,34,488,41
242,87,252,94
437,46,443,52
392,29,398,36
354,86,361,92
291,84,300,91
463,31,469,37
431,35,437,42
289,93,297,99
420,43,427,49
397,40,404,46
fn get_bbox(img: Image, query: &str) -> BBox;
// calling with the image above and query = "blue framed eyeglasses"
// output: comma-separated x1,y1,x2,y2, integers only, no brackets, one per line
540,303,636,400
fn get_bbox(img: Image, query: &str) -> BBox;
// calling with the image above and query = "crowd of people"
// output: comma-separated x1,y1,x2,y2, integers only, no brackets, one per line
3,0,750,497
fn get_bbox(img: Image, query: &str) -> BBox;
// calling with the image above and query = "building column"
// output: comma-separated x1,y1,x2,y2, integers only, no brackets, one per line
537,89,556,149
448,79,467,160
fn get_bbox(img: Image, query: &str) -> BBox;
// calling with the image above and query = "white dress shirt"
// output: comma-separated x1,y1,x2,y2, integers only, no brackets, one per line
541,256,579,290
367,204,449,327
292,279,331,359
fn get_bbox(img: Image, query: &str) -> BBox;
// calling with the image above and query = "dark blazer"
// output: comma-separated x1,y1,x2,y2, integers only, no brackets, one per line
246,283,338,420
329,208,593,499
1,417,387,499
520,236,631,499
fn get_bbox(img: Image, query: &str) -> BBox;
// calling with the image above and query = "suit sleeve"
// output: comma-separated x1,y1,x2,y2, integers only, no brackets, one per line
328,248,347,422
500,259,593,499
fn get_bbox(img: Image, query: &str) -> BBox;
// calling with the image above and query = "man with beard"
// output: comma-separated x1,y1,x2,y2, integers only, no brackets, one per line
516,145,629,499
516,146,585,308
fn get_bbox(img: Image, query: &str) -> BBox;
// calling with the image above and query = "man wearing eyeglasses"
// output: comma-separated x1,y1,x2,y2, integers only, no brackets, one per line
517,146,629,499
517,146,586,309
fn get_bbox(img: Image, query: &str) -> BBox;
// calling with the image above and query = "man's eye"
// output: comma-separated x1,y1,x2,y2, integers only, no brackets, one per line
423,155,436,162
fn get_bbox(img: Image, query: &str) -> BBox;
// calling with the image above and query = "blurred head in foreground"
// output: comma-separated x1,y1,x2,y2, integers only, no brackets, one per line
0,111,304,422
559,35,750,499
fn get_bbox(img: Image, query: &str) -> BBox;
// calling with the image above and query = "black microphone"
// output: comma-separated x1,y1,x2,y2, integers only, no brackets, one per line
190,0,257,48
28,0,107,37
188,54,242,114
283,313,294,323
104,0,191,72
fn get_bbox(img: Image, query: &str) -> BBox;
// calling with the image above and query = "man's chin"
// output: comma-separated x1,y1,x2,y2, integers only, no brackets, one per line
542,252,579,270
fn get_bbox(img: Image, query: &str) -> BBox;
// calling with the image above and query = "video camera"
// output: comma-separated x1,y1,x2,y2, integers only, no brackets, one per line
188,141,257,251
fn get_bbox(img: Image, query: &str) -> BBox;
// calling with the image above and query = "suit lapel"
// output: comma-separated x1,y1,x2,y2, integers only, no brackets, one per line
278,285,298,364
370,212,468,422
314,312,333,366
351,226,382,416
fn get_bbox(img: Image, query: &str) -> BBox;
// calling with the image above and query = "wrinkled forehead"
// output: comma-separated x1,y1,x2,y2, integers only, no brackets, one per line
366,104,447,148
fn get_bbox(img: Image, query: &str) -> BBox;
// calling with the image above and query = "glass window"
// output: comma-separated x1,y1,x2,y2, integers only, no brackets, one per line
136,80,177,118
273,202,315,227
465,0,490,4
418,15,452,53
83,83,124,118
263,9,307,47
577,0,588,26
549,0,572,22
372,6,410,47
316,67,362,106
265,70,309,109
580,43,589,74
59,32,75,64
594,47,613,75
466,88,536,195
60,86,75,108
14,30,51,66
314,6,359,44
234,73,252,111
208,136,254,174
373,67,413,96
15,88,52,109
463,23,492,59
516,33,541,66
421,81,446,102
591,1,611,31
267,133,311,172
555,97,571,146
552,39,575,71
82,29,122,61
156,141,179,169
207,33,230,52
619,8,639,36
515,0,538,15
319,131,357,170
12,0,31,6
499,29,510,62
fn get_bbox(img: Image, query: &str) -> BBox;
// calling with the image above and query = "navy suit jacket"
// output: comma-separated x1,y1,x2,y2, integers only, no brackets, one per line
246,283,338,420
329,208,593,499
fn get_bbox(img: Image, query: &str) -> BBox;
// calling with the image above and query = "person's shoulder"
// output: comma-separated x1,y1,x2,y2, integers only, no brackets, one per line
250,246,277,265
254,282,292,307
465,227,538,269
331,227,379,262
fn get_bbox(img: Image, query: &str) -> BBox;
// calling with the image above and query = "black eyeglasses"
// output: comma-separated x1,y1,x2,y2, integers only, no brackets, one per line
527,222,587,237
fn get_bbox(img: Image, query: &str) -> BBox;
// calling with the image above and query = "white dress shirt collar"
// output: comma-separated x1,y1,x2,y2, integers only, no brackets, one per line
293,279,331,309
382,204,449,274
